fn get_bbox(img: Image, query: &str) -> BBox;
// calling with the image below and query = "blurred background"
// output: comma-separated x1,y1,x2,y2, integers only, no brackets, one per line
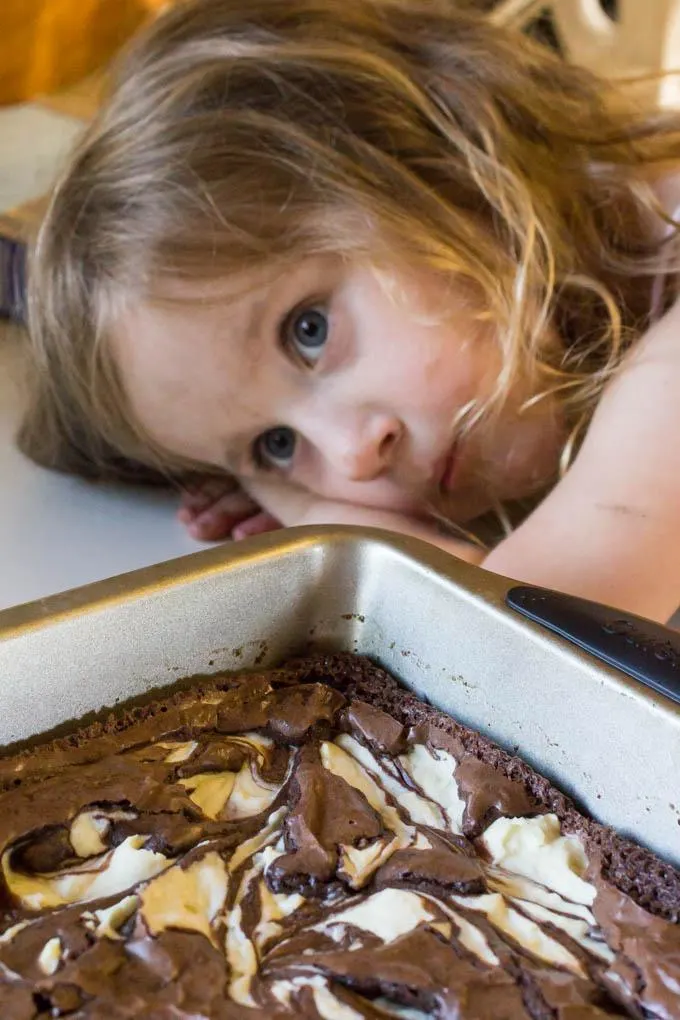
0,0,165,105
0,0,168,284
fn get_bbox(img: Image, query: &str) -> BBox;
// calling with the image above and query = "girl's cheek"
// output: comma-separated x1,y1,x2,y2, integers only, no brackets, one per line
288,439,320,492
295,449,345,500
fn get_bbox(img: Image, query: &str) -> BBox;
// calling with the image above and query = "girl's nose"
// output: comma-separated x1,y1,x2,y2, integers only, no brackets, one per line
336,414,404,482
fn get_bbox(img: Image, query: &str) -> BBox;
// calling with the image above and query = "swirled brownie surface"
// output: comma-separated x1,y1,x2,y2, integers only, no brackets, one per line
0,654,678,1019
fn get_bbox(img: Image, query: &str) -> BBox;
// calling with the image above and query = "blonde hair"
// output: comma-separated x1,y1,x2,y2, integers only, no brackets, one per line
19,0,680,495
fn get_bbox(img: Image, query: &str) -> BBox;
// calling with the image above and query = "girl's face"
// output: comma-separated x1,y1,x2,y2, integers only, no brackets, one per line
113,256,564,523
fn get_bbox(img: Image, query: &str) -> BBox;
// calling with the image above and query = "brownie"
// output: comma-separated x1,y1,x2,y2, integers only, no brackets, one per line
0,653,677,1019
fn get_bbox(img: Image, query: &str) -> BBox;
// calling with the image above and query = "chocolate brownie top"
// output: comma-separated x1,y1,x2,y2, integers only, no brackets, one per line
0,653,677,1019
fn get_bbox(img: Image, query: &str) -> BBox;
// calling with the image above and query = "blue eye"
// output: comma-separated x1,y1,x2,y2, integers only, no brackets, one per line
256,426,296,468
287,307,328,364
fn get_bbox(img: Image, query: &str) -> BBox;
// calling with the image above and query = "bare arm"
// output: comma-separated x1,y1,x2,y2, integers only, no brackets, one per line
245,295,680,622
483,295,680,622
243,473,487,565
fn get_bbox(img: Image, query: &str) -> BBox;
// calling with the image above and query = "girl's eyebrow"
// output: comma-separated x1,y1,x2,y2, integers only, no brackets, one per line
243,294,270,351
223,292,270,375
219,275,298,471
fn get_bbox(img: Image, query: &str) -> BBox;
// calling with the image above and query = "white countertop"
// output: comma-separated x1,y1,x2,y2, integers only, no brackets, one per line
0,328,204,611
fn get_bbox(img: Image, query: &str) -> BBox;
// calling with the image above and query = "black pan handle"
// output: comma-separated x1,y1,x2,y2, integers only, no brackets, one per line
506,586,680,706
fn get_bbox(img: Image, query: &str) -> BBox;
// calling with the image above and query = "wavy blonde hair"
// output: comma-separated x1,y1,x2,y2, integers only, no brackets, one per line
19,0,680,493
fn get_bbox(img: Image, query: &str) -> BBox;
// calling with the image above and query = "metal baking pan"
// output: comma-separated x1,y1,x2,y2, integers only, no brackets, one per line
0,526,678,867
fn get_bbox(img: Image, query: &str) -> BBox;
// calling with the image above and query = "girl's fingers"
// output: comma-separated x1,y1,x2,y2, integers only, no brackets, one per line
179,476,239,519
182,491,261,541
176,475,281,542
232,512,282,541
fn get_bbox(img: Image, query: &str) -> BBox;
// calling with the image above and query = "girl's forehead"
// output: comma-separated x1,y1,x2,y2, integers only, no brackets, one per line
146,253,349,305
109,286,260,461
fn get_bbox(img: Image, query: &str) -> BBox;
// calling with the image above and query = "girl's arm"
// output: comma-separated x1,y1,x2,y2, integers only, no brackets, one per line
245,294,680,623
242,474,487,565
482,293,680,622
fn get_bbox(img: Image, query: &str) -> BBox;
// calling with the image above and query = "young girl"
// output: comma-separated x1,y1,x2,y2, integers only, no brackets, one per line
19,0,680,623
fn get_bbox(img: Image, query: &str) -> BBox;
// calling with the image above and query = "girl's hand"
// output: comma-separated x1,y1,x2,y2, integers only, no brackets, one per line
178,476,281,541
